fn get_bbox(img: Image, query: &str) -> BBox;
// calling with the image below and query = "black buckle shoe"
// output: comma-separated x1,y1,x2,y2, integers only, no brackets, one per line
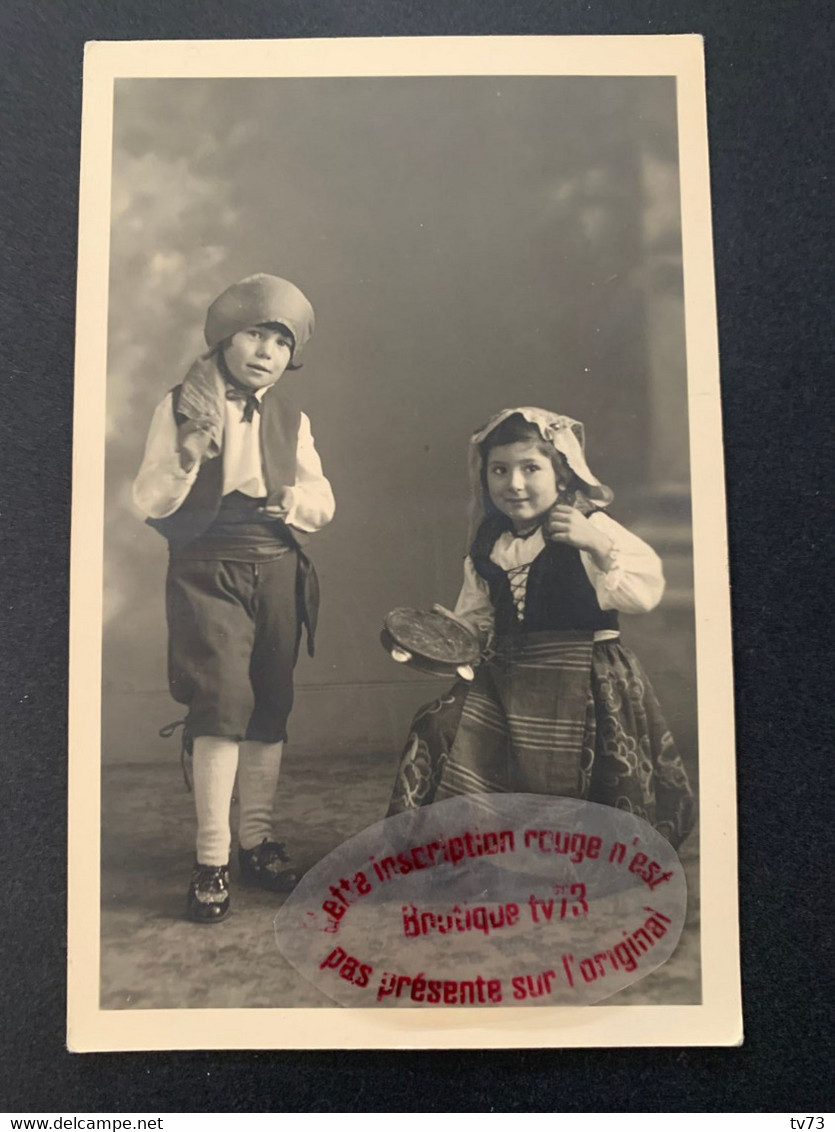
238,840,301,893
187,862,231,923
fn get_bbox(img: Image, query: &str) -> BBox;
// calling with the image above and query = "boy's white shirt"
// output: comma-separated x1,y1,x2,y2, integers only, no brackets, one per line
132,387,335,533
453,515,665,639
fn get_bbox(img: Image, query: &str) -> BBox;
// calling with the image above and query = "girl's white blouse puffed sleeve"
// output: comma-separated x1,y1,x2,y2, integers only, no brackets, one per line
452,557,495,642
581,512,665,614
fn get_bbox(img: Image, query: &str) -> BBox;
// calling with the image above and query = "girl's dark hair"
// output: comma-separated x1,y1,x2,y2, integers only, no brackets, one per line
477,411,594,521
479,412,571,482
479,413,542,453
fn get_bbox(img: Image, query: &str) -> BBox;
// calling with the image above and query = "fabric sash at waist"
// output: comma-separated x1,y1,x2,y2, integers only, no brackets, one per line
169,491,295,561
486,629,596,665
435,630,596,802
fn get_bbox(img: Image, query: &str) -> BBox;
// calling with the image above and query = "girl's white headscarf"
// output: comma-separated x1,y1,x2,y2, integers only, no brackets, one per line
467,406,613,543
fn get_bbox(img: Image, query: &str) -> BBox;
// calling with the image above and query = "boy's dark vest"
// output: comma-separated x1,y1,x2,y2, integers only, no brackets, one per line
147,382,304,551
147,383,321,656
470,515,619,637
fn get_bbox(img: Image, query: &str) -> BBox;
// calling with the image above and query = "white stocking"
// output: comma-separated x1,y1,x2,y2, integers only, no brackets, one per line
237,740,284,851
192,736,239,866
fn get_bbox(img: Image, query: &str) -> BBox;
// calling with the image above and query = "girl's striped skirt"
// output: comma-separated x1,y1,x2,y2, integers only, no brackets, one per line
386,631,696,850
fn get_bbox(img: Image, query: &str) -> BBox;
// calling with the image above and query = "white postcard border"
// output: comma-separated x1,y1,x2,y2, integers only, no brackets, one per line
68,34,740,1051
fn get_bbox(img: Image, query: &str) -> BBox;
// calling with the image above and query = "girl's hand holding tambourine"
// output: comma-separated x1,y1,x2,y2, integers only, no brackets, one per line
382,607,479,681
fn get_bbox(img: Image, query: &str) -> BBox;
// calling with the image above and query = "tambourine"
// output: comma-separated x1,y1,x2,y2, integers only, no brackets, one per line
381,607,481,681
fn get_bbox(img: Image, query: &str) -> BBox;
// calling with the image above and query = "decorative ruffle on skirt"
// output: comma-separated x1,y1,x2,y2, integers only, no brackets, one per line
386,631,696,849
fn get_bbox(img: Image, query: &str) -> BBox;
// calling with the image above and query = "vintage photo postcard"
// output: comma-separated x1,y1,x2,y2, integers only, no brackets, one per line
68,35,740,1050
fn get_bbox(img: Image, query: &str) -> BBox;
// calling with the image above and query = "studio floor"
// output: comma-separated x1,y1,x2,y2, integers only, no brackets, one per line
100,747,702,1011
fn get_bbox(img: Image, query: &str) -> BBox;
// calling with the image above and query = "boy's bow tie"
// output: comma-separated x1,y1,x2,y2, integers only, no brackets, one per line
225,386,262,423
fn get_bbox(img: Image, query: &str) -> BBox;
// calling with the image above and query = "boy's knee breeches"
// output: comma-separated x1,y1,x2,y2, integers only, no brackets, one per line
165,553,302,742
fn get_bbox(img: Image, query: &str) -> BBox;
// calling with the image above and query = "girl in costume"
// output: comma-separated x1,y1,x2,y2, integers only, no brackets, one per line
386,407,695,848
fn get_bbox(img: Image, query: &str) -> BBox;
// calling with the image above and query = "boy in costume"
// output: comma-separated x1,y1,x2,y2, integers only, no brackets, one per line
133,273,335,922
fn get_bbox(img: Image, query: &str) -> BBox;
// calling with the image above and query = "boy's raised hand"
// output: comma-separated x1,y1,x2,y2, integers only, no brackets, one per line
176,352,226,469
177,420,215,472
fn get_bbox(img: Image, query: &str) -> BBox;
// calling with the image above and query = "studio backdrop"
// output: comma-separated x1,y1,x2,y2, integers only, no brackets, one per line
102,76,696,773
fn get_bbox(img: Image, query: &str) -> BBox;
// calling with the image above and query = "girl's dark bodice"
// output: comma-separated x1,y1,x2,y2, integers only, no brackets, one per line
470,516,619,636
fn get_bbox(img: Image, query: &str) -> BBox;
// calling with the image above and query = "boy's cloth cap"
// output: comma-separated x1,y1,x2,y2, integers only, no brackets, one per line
204,273,315,358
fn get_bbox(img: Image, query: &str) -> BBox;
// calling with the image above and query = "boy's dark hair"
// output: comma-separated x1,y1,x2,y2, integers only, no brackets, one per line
219,322,304,371
260,322,303,370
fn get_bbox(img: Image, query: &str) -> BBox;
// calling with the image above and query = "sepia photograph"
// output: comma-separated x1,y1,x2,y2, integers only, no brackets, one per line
68,36,738,1049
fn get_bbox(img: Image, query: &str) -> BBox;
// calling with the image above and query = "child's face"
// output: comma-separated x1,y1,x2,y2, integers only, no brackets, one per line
485,440,561,529
222,324,294,390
